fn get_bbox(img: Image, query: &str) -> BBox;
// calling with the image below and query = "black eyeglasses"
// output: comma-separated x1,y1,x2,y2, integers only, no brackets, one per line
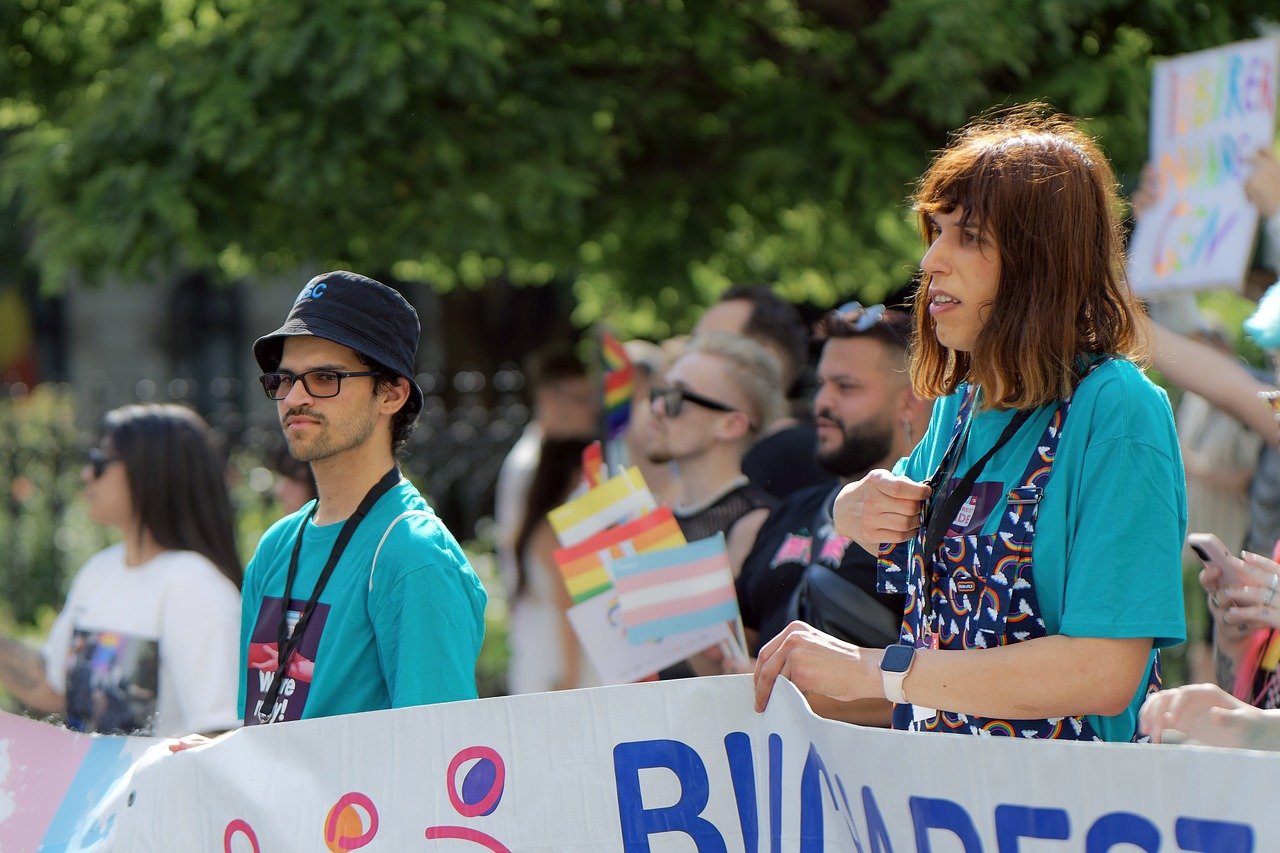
87,448,123,479
258,369,380,400
836,301,887,330
651,386,756,430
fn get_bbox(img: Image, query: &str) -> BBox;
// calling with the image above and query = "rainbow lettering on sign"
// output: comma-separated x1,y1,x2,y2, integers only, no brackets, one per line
1128,36,1279,294
1167,52,1275,137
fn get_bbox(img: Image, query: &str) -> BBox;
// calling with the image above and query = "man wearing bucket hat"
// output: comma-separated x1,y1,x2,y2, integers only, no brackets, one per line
238,271,487,725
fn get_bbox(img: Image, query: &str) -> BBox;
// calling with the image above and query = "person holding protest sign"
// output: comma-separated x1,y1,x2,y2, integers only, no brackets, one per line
0,404,242,738
506,436,598,694
753,106,1187,742
239,271,487,725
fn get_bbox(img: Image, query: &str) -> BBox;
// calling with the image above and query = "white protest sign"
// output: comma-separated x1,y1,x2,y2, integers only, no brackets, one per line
9,676,1280,850
566,592,731,683
1128,36,1279,294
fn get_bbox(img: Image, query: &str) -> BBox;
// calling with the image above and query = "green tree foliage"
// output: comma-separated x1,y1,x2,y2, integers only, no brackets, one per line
1,0,1274,336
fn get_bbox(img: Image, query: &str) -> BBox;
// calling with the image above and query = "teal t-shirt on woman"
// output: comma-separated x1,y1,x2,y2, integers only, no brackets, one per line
891,358,1188,742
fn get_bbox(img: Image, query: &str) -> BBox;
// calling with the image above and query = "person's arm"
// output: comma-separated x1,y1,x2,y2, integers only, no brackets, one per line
831,470,932,558
753,622,1152,719
374,526,486,706
1148,318,1279,445
159,558,243,736
530,523,583,691
1140,682,1280,749
0,636,63,714
725,507,769,579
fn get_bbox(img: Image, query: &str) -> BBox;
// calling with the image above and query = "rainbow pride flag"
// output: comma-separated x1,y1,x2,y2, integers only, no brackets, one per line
548,466,655,547
552,507,687,603
600,329,635,439
613,533,740,645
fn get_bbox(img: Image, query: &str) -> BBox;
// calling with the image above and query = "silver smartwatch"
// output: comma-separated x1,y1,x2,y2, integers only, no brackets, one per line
879,644,917,705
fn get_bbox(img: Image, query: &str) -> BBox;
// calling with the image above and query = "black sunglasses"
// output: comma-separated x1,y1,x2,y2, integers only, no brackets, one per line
87,448,123,479
650,386,756,431
258,369,381,400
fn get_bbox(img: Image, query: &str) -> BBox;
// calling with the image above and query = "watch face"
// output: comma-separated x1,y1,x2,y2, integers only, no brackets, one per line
881,644,914,674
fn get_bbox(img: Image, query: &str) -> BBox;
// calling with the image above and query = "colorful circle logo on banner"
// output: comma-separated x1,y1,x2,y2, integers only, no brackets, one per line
424,745,510,852
223,819,260,853
323,792,379,851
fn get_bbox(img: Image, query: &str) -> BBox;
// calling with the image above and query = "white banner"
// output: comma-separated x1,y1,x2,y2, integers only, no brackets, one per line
5,675,1279,851
1128,36,1279,295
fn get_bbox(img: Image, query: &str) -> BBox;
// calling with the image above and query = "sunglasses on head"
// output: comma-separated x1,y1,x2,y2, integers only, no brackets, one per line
87,448,123,479
836,301,887,331
650,386,756,431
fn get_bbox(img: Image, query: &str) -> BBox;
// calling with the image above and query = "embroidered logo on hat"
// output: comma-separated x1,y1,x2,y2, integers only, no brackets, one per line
295,281,328,303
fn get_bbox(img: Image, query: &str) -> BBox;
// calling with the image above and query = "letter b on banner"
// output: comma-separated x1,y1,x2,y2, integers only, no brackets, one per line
614,740,727,853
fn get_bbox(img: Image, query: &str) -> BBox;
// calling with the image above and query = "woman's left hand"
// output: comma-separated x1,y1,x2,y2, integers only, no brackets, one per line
1219,551,1280,632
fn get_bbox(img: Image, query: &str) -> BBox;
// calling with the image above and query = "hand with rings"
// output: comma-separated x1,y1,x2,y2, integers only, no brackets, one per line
1218,551,1280,633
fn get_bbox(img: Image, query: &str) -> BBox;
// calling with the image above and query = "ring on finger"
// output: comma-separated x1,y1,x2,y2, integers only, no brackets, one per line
1267,588,1277,606
1210,593,1222,609
1270,573,1279,592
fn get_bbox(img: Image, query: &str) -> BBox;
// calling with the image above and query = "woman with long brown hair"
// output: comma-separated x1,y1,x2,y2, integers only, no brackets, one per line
753,106,1187,742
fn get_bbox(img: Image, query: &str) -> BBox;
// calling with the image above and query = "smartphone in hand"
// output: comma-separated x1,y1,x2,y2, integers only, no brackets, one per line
1187,532,1245,587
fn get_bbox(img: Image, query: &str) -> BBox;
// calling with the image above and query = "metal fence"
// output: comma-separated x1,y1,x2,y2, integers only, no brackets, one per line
0,366,531,629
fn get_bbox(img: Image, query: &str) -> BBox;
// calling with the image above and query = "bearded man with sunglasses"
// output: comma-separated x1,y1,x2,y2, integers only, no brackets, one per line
734,306,930,723
238,271,487,726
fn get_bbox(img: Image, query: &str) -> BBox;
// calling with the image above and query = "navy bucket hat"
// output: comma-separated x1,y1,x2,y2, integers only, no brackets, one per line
253,271,424,418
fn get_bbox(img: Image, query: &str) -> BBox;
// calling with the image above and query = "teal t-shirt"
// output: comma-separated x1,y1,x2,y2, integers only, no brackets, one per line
893,358,1188,742
238,480,487,724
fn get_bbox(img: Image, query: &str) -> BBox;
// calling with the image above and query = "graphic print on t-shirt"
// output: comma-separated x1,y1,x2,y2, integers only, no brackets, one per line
244,596,331,725
63,628,159,735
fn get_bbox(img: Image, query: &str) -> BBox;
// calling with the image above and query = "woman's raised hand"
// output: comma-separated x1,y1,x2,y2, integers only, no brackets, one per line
832,469,931,554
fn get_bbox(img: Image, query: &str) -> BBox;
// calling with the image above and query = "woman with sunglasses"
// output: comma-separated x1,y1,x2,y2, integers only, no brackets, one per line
0,404,242,737
753,106,1187,742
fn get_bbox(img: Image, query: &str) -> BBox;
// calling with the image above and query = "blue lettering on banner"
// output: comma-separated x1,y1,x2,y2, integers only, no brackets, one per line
1086,812,1161,851
862,786,894,853
1174,817,1254,852
613,739,727,852
911,796,983,853
723,733,759,852
612,735,1260,851
994,804,1070,851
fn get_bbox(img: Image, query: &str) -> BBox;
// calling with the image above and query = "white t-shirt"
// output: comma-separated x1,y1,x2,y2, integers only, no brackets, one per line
494,423,543,596
43,545,242,737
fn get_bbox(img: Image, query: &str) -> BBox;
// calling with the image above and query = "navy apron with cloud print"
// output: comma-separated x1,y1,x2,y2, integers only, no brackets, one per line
878,366,1161,740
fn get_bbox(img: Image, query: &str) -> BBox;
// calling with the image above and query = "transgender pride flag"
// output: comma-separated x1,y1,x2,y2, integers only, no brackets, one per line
613,533,740,645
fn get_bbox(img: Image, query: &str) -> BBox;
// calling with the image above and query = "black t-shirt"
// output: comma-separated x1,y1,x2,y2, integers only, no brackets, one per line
736,483,905,654
742,423,835,500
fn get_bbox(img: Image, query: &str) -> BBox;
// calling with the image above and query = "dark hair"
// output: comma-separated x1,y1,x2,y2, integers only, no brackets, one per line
272,448,317,500
911,105,1146,409
512,437,591,598
718,284,808,389
814,306,913,353
354,351,418,457
524,344,588,391
103,404,242,588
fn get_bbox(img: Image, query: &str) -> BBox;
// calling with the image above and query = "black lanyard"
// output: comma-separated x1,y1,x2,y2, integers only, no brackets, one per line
918,395,1032,631
256,466,401,723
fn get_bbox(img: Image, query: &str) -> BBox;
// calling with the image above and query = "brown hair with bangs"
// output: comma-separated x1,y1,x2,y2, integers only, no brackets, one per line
910,104,1147,410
